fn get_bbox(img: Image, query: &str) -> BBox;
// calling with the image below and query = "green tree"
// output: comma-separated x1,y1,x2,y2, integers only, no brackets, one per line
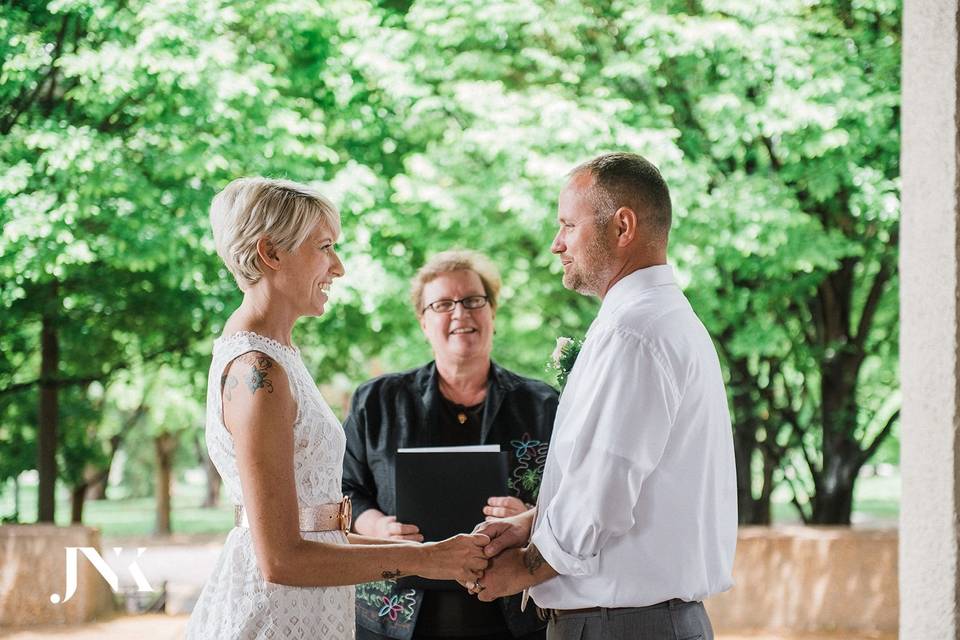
335,0,901,524
647,0,902,524
0,0,433,521
1,0,237,520
2,0,900,528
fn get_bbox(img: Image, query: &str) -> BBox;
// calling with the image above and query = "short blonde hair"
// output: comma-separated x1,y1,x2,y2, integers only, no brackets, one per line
411,249,502,315
210,177,340,290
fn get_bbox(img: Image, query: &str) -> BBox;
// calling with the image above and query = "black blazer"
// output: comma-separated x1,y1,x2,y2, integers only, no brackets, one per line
342,360,558,639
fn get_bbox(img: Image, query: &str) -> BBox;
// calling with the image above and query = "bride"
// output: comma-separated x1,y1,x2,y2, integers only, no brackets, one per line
187,177,489,639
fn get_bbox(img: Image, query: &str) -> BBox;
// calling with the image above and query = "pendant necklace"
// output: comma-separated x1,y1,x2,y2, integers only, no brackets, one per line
440,377,483,426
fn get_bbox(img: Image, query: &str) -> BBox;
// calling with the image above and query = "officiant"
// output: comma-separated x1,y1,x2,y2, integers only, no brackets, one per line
342,249,558,640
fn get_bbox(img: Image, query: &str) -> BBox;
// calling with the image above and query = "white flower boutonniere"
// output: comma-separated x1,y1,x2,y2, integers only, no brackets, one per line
547,335,582,391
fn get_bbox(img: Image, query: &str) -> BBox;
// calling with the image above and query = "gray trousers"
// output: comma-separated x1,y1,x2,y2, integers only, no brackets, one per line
545,600,713,640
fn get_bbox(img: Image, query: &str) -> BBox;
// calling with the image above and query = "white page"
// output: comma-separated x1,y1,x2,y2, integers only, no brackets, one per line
396,444,501,454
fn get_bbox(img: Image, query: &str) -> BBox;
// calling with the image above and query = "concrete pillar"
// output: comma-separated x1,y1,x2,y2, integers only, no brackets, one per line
900,1,960,637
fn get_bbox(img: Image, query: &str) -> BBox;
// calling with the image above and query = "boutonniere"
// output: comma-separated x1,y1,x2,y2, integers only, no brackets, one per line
547,336,582,391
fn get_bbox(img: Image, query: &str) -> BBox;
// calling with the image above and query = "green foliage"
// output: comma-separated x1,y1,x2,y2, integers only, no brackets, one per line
0,391,36,484
2,0,900,525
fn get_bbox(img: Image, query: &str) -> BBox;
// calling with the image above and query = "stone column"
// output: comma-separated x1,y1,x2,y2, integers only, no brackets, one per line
900,1,960,637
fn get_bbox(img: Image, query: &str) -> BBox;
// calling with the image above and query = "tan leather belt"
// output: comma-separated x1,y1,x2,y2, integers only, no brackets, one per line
234,496,352,533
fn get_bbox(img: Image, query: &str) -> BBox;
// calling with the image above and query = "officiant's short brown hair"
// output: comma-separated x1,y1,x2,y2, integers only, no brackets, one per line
410,249,501,316
210,177,340,290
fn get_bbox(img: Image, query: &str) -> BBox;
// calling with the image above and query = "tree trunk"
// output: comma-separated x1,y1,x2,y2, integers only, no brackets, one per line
728,357,776,525
733,426,760,523
37,288,60,523
812,483,856,525
733,438,774,525
810,444,860,524
813,349,863,525
70,483,87,523
87,476,108,501
755,448,776,525
13,476,20,522
154,432,177,535
86,434,123,500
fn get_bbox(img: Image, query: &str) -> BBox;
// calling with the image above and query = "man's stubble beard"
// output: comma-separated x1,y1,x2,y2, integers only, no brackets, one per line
563,228,614,297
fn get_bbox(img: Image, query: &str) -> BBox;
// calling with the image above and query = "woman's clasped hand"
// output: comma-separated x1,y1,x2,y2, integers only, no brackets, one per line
419,532,491,583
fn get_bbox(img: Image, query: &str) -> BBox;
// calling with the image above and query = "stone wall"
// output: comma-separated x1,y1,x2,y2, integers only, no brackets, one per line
0,524,898,632
707,526,898,634
0,525,115,627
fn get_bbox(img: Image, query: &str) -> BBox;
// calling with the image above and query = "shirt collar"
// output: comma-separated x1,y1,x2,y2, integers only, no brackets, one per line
596,264,676,323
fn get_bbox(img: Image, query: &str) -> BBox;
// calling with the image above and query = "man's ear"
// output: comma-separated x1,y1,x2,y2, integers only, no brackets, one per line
256,237,281,272
614,206,638,247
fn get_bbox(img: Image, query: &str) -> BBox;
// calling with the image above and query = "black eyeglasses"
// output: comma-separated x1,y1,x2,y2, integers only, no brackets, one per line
422,295,489,314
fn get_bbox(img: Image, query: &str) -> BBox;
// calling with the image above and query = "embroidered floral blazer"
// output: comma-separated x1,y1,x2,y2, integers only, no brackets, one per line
342,360,558,640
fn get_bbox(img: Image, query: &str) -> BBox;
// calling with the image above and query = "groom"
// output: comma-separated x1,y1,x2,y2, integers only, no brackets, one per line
468,153,738,639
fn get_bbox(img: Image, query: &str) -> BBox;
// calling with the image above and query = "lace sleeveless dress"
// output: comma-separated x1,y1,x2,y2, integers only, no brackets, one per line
186,331,355,639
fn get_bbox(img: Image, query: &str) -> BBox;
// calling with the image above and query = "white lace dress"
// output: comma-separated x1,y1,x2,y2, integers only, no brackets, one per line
186,332,355,639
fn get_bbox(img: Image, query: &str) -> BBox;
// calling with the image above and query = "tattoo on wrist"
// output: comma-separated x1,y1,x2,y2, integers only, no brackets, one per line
523,543,545,575
239,353,275,395
381,569,403,579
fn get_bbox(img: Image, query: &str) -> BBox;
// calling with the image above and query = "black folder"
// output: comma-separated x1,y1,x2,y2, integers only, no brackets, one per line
395,447,509,590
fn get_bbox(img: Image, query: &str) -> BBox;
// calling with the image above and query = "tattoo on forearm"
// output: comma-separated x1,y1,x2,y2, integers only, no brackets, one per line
523,544,545,575
239,353,274,395
381,569,403,579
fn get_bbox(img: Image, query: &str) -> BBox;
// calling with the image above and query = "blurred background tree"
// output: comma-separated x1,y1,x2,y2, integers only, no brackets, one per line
0,0,900,528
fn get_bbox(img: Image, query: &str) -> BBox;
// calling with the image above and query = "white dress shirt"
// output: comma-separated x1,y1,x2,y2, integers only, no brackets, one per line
529,265,737,609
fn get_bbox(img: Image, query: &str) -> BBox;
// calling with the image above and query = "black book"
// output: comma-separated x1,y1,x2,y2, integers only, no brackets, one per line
395,445,509,590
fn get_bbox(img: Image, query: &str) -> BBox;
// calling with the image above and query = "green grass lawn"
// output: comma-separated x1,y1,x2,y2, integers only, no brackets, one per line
0,480,233,537
0,471,900,538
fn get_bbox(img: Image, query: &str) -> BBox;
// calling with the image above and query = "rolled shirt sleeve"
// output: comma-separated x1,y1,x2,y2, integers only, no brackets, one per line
530,327,680,577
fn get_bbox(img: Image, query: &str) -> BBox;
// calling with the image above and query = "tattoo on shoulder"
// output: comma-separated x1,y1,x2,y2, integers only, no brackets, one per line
220,371,239,401
381,569,403,579
523,544,545,575
238,352,275,395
